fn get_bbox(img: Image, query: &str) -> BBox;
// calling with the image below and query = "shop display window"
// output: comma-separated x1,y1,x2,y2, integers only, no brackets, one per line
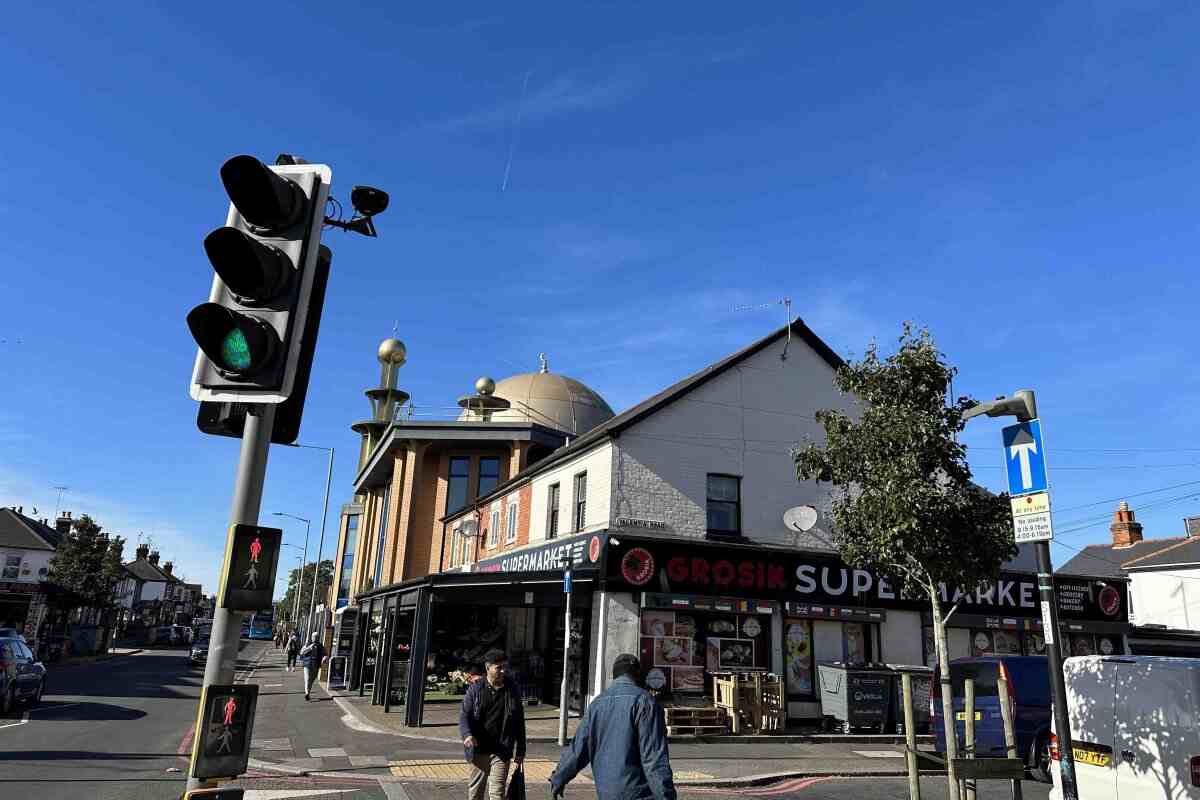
783,618,815,699
969,629,1022,657
1022,632,1047,656
638,608,769,698
841,622,876,664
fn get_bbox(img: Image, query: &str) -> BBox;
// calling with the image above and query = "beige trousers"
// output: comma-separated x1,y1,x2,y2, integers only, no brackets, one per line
467,751,510,800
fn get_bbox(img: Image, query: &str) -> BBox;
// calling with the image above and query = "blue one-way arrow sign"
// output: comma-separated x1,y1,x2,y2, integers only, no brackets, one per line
1002,419,1047,496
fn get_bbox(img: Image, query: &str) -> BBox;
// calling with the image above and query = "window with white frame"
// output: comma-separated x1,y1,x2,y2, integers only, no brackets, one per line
573,472,587,531
488,510,499,548
506,501,518,543
451,527,461,566
547,483,560,539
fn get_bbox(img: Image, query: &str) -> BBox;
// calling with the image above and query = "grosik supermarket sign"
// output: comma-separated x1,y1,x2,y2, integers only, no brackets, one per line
605,537,1122,620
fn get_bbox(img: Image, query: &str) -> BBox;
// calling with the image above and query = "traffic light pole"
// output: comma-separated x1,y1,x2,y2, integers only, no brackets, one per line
188,402,276,793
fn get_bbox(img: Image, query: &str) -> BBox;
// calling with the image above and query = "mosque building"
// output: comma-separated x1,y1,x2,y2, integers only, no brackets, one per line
326,321,1129,729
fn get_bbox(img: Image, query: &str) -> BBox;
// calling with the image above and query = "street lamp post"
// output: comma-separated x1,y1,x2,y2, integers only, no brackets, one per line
557,554,574,747
286,443,335,645
964,388,1077,800
274,512,311,633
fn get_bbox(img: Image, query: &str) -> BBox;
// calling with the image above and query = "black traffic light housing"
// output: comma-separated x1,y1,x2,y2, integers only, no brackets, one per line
217,524,282,612
189,683,259,780
188,155,331,404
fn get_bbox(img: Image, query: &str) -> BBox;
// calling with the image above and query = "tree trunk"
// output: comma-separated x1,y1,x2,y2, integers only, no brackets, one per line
930,585,961,800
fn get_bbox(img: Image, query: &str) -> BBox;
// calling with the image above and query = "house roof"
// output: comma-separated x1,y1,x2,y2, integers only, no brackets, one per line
1057,537,1187,578
124,558,170,583
446,319,844,519
1122,537,1200,570
0,508,58,552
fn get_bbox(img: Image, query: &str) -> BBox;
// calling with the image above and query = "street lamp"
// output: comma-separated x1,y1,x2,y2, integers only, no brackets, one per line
283,443,335,644
963,388,1077,800
273,512,310,631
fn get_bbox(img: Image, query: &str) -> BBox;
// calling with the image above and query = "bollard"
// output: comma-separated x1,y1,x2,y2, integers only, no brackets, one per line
997,672,1024,800
902,673,922,800
964,678,976,800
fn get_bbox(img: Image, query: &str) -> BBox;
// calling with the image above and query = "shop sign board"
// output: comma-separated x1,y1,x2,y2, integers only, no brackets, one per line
606,536,1128,624
473,531,605,575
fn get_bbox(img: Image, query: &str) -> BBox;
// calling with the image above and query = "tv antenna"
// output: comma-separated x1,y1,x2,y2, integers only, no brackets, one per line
52,485,69,519
732,297,793,360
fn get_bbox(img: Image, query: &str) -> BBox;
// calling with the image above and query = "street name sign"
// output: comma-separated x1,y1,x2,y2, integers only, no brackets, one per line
217,524,282,612
1002,419,1047,496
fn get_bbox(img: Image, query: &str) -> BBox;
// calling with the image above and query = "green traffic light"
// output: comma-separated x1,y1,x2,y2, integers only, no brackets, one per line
221,328,253,371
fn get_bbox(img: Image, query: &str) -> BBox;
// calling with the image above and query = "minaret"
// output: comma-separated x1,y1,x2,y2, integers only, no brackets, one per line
352,338,409,466
457,376,512,422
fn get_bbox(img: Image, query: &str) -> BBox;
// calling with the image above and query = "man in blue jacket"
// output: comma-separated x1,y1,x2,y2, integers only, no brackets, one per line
460,649,526,800
551,654,676,800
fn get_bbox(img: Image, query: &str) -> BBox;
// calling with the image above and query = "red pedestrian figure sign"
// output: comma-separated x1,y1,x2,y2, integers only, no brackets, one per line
190,684,258,780
219,525,281,612
223,696,237,726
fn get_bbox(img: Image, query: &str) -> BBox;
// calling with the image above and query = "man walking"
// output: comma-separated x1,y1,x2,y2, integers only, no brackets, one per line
299,632,325,701
459,649,526,800
551,654,676,800
285,631,300,672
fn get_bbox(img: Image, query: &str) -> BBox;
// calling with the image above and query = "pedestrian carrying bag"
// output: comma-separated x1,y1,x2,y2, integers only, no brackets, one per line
506,763,526,800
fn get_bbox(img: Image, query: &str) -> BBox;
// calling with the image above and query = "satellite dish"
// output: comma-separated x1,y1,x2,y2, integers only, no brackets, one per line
461,518,478,538
784,505,819,533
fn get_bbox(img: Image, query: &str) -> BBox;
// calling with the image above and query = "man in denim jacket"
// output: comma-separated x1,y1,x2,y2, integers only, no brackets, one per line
551,654,676,800
459,649,526,800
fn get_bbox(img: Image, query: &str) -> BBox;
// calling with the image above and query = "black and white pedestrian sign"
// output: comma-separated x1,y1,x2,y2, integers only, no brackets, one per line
1003,420,1048,496
217,524,282,611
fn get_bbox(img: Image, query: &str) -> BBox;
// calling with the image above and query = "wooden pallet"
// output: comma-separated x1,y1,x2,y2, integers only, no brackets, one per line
666,707,726,726
666,724,729,737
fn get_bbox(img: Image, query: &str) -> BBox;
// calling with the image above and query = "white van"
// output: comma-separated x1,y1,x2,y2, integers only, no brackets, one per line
1051,655,1200,799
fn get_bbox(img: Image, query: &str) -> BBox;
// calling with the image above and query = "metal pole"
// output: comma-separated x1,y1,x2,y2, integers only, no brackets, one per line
291,520,310,632
901,673,921,800
187,403,276,793
1038,543,1078,800
306,447,334,642
964,678,976,800
997,670,1023,800
557,564,573,746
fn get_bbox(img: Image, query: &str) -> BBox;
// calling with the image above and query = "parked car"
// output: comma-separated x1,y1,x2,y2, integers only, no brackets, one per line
0,636,47,712
189,638,208,666
1051,655,1200,799
0,628,25,642
931,656,1053,782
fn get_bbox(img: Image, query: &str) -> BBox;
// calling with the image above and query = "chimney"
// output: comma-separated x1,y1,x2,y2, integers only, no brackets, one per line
136,544,150,560
163,561,173,576
148,550,160,566
55,513,72,537
1111,501,1144,547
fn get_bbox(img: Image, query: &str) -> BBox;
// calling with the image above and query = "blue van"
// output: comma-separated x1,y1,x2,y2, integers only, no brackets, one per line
931,656,1052,782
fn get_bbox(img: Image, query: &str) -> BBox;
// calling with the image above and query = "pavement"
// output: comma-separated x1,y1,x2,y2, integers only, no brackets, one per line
0,639,1054,799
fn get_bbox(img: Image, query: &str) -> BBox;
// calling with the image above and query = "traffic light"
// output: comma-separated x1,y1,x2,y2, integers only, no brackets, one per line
217,524,282,611
188,155,331,404
189,684,259,780
196,245,332,444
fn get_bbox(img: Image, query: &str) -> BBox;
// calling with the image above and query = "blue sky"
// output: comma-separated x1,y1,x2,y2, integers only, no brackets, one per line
3,2,1199,598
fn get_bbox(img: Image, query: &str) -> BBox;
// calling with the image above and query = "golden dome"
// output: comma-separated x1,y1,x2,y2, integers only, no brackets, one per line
377,338,407,366
458,371,614,435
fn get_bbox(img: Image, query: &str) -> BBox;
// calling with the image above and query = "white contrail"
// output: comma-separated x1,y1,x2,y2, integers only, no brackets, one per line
501,70,533,192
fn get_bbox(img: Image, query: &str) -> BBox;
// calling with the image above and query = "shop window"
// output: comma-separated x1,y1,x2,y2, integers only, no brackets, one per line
638,607,770,698
783,618,816,699
706,474,741,538
337,515,359,607
547,484,560,539
478,458,501,498
841,622,875,665
573,472,587,531
446,457,471,515
506,502,518,543
488,510,499,548
372,485,391,589
969,629,1022,657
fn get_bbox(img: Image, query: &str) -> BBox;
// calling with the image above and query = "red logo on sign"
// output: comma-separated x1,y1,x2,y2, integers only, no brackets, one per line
588,536,601,563
1098,585,1121,617
621,548,655,586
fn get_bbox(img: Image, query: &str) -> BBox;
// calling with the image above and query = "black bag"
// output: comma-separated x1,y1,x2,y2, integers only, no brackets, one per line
506,763,526,800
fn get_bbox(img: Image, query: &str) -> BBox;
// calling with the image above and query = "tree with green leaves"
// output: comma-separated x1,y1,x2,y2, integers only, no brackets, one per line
794,324,1013,800
279,559,334,629
47,514,127,621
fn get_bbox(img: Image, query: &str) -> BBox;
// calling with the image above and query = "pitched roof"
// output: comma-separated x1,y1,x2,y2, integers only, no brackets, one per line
1057,537,1186,578
1123,537,1200,570
0,508,58,552
124,558,170,582
449,319,844,517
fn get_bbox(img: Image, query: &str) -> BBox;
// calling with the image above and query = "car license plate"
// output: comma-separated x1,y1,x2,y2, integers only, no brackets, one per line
955,711,983,721
1072,745,1112,767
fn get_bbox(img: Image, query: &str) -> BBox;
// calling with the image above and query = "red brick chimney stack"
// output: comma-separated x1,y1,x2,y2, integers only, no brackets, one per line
1110,501,1143,547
